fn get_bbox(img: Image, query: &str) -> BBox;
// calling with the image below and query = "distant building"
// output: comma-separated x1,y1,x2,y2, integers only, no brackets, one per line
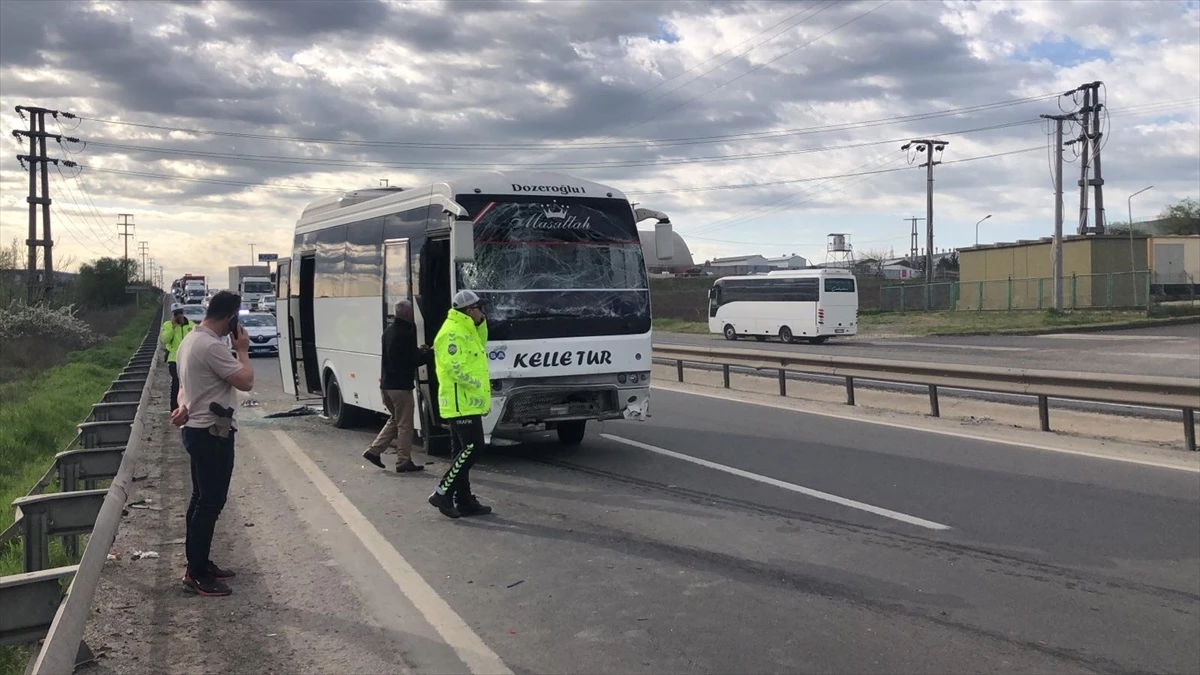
765,254,808,270
702,254,772,277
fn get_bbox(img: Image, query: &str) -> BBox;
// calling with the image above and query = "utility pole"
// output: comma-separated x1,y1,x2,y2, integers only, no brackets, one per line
904,217,925,265
117,214,135,280
902,139,947,301
1083,81,1106,233
1068,81,1107,235
250,243,256,264
1041,113,1075,310
138,241,149,284
14,105,69,303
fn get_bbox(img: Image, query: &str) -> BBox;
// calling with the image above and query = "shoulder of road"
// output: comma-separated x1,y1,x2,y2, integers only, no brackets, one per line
81,352,1199,675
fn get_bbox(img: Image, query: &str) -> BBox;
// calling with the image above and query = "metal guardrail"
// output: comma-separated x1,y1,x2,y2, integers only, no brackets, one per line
0,299,164,673
653,343,1200,452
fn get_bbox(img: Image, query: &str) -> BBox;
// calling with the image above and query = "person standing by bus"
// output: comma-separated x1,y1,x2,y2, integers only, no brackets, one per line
427,290,493,519
171,291,254,597
362,299,430,473
161,303,195,412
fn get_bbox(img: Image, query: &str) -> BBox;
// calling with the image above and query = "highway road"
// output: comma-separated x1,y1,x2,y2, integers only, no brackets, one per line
219,357,1199,674
657,322,1200,379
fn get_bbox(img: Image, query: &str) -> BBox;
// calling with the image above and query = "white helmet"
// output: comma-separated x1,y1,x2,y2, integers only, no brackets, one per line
452,289,481,309
171,303,185,313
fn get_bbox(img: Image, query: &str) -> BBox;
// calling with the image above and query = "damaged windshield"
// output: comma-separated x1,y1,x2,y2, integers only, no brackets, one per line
455,195,650,340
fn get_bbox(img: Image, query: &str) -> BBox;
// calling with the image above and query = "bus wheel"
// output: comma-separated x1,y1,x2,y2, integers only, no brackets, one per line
325,374,354,429
779,326,794,344
808,336,830,345
723,324,738,341
556,420,586,445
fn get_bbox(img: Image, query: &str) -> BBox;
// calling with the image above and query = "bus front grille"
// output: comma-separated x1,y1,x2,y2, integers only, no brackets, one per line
501,389,618,423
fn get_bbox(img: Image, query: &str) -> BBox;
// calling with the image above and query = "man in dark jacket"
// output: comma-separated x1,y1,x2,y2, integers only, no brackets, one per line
363,299,431,472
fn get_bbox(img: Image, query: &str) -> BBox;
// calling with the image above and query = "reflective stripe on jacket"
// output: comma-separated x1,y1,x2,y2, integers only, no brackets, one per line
160,319,194,363
433,308,490,418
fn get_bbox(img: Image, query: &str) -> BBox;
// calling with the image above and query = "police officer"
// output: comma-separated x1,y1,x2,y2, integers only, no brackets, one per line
161,303,195,412
427,290,493,519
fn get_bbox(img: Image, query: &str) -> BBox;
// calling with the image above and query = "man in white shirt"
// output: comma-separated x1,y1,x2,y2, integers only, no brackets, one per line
171,291,254,597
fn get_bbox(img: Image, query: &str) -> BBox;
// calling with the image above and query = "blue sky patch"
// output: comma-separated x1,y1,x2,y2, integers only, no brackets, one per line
1017,36,1112,66
650,18,680,43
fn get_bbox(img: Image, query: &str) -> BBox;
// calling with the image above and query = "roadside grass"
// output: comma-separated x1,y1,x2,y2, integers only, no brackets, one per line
653,317,711,335
0,306,153,675
654,306,1200,338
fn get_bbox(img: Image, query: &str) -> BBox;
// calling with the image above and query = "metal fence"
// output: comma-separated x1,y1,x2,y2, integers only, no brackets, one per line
878,271,1157,312
0,298,163,673
654,343,1200,452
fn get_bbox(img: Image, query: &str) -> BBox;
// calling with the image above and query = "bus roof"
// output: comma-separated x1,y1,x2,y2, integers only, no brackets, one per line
715,268,856,283
297,170,631,228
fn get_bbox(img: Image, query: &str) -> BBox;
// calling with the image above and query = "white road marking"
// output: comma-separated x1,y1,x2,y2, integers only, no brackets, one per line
599,432,952,531
648,382,1200,474
1094,352,1200,361
271,430,512,675
880,342,1032,352
1033,334,1189,341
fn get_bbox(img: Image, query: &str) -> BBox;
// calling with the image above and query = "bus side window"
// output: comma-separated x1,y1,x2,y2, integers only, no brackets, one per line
709,286,721,317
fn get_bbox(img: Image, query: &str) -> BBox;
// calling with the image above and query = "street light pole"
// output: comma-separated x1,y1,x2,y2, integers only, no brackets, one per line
1128,186,1153,308
974,214,993,246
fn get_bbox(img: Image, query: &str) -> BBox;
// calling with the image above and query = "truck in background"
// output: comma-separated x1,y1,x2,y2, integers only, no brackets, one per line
183,277,207,304
228,265,273,307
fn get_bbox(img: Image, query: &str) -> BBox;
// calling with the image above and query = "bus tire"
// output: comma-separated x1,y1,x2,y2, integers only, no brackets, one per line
556,420,586,445
779,326,794,344
324,374,356,429
723,324,738,341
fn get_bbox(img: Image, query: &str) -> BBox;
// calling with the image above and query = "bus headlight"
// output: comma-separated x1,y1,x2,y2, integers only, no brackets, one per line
628,373,639,384
617,373,627,384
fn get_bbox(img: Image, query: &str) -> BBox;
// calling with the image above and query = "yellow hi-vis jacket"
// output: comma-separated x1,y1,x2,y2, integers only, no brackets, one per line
160,319,194,363
433,308,490,418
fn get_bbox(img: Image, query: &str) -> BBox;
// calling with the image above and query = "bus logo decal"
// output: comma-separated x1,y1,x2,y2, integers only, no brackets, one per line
511,183,587,195
511,350,612,368
488,349,507,361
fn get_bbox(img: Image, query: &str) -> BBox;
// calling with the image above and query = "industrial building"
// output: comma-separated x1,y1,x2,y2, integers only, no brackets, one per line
957,235,1150,310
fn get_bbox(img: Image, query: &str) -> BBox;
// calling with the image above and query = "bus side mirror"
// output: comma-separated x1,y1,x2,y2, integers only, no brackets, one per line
443,199,475,263
451,219,475,263
655,221,674,261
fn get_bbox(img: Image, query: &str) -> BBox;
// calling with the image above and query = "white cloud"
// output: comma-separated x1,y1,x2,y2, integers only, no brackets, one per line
0,0,1196,285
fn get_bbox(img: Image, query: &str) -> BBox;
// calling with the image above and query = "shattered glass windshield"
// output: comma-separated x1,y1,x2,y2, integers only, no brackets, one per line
454,195,651,340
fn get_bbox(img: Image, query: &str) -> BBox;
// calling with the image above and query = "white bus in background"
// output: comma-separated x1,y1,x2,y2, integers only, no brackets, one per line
276,171,676,454
707,268,858,344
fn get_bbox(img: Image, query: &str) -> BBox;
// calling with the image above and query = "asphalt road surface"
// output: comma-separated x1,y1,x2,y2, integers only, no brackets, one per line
229,356,1199,674
657,323,1200,379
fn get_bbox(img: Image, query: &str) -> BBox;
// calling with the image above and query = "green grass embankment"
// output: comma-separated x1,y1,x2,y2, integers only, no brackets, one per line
0,306,154,675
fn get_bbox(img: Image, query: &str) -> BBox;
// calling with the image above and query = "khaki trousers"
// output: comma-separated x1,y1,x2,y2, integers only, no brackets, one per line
368,389,415,464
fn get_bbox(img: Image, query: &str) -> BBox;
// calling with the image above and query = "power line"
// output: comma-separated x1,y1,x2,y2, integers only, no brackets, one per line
70,92,1072,151
62,98,1195,199
77,118,1042,172
626,146,1046,195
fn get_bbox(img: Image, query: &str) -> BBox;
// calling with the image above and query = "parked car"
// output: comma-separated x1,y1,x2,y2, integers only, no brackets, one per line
254,295,276,314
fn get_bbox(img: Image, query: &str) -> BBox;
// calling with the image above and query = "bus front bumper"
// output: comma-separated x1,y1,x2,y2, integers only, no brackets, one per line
482,381,651,441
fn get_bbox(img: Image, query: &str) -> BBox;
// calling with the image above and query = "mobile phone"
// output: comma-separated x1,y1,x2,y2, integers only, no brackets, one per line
229,314,239,335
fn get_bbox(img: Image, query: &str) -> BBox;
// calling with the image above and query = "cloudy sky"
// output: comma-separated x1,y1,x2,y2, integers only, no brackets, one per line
0,0,1197,285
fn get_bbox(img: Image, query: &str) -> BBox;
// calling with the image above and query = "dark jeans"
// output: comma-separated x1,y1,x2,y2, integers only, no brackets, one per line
182,426,236,578
438,415,484,499
168,362,180,412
